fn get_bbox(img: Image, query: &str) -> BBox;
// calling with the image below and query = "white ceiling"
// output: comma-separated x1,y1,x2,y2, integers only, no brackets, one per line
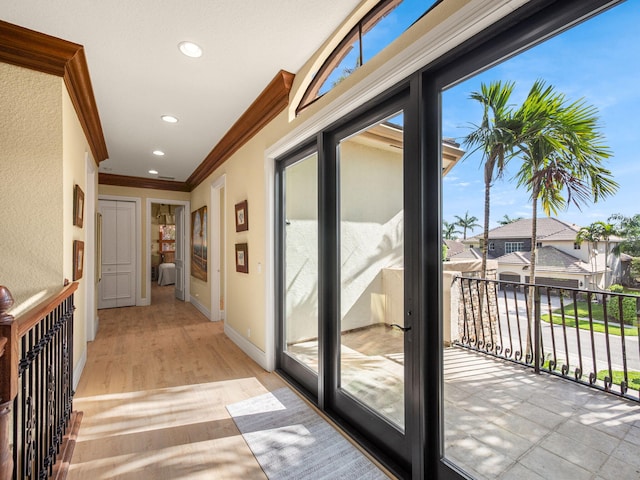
0,0,362,182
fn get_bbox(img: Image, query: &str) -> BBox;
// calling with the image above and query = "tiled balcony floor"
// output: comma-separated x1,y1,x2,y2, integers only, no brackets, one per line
444,347,640,480
289,327,640,479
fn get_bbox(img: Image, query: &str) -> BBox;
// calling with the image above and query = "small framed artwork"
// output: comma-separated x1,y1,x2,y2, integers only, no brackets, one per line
235,243,249,273
73,184,85,228
73,240,85,280
235,200,249,232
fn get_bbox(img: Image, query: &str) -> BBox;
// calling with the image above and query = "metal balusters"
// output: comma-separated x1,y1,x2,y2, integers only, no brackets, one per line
545,287,558,372
618,295,629,395
13,289,75,480
453,276,640,403
572,290,584,381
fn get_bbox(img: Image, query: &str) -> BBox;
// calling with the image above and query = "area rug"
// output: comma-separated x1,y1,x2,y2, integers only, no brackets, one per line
226,387,389,479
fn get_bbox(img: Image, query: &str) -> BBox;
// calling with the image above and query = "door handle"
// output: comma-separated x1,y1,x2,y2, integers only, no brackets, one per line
390,324,411,332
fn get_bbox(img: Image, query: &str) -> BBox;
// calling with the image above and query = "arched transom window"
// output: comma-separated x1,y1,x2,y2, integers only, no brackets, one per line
296,0,441,114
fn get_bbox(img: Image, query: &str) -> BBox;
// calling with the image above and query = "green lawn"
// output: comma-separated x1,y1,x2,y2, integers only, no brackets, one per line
597,369,640,391
541,306,636,336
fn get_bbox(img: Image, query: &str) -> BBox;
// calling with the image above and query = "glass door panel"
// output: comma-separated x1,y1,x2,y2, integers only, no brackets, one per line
338,112,405,430
283,152,319,373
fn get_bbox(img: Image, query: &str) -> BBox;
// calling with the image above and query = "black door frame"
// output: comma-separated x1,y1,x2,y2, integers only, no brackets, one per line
325,90,415,471
275,141,321,398
275,2,622,478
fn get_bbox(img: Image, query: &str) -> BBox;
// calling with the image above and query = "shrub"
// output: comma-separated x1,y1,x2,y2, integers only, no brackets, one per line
607,284,637,326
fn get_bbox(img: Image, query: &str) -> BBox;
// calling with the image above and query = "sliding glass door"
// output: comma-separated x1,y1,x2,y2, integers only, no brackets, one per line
275,3,619,478
277,92,415,474
331,107,412,467
277,146,320,395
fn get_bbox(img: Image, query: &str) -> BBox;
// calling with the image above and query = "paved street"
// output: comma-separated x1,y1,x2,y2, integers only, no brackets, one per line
487,290,640,390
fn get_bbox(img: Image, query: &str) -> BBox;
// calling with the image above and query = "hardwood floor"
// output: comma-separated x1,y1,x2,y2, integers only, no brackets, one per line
68,284,284,480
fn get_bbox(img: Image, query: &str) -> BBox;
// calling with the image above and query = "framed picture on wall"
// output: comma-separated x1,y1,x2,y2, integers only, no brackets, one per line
73,240,85,280
235,243,248,273
191,206,208,281
235,200,249,232
73,184,85,228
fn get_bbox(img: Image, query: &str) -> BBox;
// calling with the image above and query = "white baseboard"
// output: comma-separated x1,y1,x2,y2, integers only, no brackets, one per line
138,297,151,306
190,295,211,320
73,347,87,391
224,323,269,371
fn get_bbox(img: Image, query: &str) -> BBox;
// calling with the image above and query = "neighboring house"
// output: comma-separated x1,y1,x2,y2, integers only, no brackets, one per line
443,239,466,259
463,218,622,290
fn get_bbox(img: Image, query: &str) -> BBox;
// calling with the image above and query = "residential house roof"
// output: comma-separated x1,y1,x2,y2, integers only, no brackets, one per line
468,217,622,243
497,246,594,274
448,246,489,261
444,239,465,257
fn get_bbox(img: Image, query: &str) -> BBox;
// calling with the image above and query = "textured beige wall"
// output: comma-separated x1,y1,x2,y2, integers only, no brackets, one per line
190,107,292,353
63,87,91,370
0,63,94,373
0,63,64,310
97,184,189,300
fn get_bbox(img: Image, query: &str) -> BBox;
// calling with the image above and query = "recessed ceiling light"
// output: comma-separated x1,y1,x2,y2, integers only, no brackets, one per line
178,41,202,58
153,150,165,156
161,115,179,124
149,169,159,175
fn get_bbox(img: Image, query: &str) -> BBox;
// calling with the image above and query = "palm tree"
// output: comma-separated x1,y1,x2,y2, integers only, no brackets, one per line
463,81,520,277
497,214,523,226
577,221,615,288
513,80,618,287
442,220,461,240
576,224,601,288
453,211,480,240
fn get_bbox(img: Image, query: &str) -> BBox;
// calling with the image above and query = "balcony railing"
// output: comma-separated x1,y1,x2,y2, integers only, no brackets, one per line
0,283,77,480
455,276,640,402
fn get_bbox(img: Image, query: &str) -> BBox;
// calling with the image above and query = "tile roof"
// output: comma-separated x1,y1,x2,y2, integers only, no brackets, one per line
448,247,482,260
444,239,465,257
497,246,593,274
474,217,580,240
469,217,622,242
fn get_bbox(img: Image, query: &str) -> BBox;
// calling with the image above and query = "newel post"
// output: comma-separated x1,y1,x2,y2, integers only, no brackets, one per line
0,286,17,480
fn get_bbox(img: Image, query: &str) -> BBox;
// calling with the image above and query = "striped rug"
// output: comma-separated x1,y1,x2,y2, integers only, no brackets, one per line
226,387,390,480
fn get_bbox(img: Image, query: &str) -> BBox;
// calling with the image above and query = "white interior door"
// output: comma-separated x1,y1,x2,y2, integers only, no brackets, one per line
98,199,136,308
174,206,185,301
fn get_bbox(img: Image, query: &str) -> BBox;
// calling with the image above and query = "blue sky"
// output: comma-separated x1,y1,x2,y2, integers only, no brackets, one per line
441,1,639,235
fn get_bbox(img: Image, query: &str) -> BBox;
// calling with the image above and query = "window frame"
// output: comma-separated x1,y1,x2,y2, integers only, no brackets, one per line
505,241,525,254
296,0,441,114
423,1,621,477
276,1,623,478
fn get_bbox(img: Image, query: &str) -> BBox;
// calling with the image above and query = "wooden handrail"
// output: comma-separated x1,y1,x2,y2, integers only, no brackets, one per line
0,285,17,480
0,286,17,405
0,281,78,480
15,281,78,337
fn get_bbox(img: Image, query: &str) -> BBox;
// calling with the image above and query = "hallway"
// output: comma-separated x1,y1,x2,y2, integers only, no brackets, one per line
68,285,284,479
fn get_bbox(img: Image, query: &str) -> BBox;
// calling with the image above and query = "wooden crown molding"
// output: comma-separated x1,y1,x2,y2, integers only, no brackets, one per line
0,20,108,163
186,69,295,189
99,173,190,192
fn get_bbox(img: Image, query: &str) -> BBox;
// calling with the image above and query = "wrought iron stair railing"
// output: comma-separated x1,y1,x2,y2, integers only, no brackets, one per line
0,282,78,480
